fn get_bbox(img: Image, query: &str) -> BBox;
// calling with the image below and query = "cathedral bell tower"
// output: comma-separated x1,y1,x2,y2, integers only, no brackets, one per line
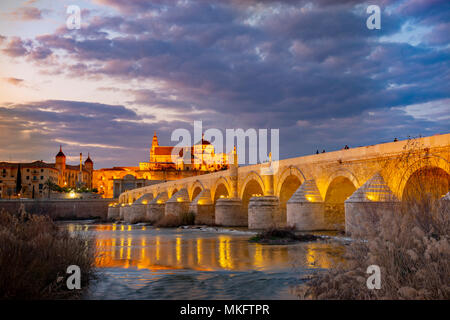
55,145,66,186
150,131,159,163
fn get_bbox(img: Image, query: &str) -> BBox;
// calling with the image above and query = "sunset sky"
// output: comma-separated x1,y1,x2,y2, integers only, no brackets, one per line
0,0,448,168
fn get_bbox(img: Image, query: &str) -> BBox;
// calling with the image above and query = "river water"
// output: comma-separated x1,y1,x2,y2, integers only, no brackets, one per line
64,222,347,300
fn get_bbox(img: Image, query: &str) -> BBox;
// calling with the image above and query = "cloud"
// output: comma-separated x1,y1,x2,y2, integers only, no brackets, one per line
2,77,24,86
11,6,43,21
0,0,448,166
1,37,30,57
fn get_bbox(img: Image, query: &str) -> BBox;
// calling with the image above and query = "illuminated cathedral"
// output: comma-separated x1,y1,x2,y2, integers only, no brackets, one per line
93,132,230,198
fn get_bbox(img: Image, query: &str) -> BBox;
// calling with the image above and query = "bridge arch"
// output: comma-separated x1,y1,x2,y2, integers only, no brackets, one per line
169,187,179,199
276,166,306,224
324,169,359,230
239,171,265,199
212,177,231,203
398,154,450,201
189,180,205,201
275,166,306,198
240,171,265,212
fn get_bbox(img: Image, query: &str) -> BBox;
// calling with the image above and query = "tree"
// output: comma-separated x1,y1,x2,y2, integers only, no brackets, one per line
43,178,58,199
15,164,22,196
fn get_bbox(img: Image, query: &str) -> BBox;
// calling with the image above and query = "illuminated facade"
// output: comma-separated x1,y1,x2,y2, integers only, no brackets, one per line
93,132,230,198
0,146,93,199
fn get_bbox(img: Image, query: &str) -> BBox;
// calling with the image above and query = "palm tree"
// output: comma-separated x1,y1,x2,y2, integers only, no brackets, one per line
43,178,58,199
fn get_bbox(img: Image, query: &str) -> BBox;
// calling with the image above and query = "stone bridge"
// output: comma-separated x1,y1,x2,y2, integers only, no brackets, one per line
110,134,450,235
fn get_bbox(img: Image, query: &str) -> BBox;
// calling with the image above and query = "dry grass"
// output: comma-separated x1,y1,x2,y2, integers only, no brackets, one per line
296,141,450,300
0,206,96,299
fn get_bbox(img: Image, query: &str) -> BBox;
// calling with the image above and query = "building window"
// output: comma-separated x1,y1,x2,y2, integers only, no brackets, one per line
26,169,29,172
40,176,43,180
41,169,44,172
26,176,29,180
39,184,43,190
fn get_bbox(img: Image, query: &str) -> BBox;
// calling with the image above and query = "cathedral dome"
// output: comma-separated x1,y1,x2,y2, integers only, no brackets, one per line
56,146,66,158
85,153,93,164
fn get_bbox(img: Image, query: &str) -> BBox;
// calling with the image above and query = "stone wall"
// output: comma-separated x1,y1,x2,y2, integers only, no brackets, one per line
0,199,113,220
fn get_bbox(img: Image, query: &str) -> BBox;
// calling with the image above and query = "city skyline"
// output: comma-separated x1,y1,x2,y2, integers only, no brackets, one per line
0,0,449,168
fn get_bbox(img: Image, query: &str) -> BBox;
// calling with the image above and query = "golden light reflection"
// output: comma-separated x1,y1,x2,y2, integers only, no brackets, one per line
90,225,344,273
253,244,264,269
156,236,161,261
176,237,182,264
197,238,202,265
218,236,233,269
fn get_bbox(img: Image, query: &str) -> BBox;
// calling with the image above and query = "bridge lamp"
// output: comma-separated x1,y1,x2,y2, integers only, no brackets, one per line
69,191,76,198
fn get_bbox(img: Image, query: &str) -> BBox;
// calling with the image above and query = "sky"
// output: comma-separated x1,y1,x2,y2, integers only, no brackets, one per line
0,0,449,168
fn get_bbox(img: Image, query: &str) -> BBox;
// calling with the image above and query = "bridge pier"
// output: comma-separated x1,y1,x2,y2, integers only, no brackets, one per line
147,192,168,222
128,193,153,223
107,204,120,221
165,189,190,218
287,180,327,230
248,196,280,229
119,204,126,219
215,198,246,226
122,204,133,222
345,173,400,237
189,189,215,224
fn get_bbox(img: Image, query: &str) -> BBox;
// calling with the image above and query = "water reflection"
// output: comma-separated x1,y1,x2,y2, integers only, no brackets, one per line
68,223,344,273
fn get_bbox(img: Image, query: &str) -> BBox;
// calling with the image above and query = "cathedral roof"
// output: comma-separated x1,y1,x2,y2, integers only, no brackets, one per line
153,146,175,155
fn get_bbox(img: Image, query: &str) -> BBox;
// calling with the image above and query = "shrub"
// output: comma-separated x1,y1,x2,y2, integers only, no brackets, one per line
0,206,96,299
249,227,319,243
